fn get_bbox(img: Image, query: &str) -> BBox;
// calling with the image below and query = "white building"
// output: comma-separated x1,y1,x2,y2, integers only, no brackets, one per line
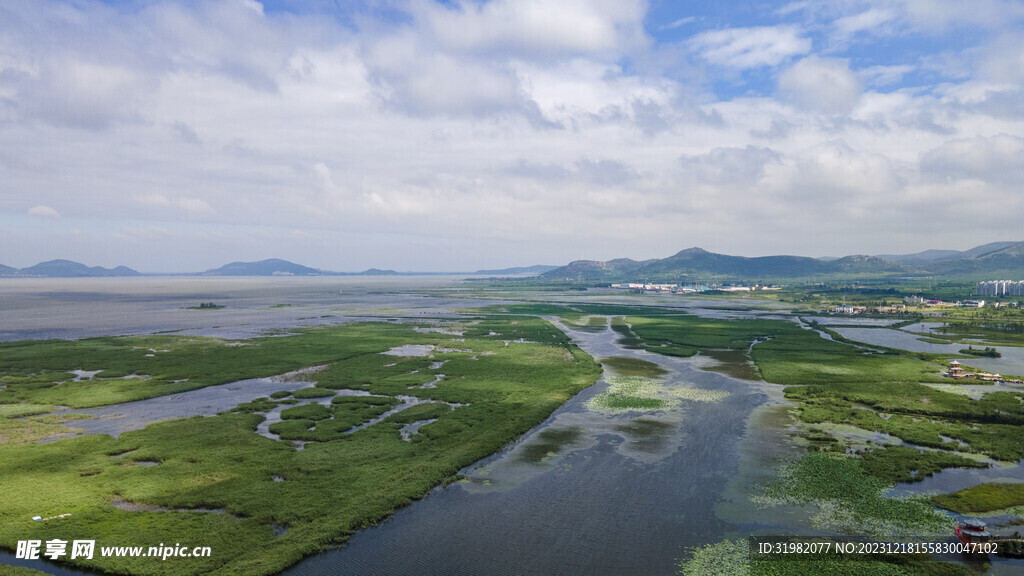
978,280,1024,296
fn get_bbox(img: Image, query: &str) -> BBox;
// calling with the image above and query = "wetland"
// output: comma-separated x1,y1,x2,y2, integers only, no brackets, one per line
1,278,1023,575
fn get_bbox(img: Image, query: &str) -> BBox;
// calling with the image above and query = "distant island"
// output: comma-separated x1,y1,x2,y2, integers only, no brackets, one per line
4,241,1024,280
202,259,325,276
960,346,1001,358
187,302,225,310
201,259,400,277
474,265,559,276
0,259,141,278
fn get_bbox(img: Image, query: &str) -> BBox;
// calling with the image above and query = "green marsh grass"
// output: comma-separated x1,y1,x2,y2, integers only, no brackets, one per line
933,483,1024,514
586,376,670,413
0,317,601,576
758,452,951,538
599,356,668,378
675,537,970,576
857,445,987,484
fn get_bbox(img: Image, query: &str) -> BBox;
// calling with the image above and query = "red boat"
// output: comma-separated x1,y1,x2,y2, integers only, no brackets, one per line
955,520,991,545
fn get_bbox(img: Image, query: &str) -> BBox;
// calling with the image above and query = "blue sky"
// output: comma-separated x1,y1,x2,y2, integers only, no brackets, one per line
2,0,1024,272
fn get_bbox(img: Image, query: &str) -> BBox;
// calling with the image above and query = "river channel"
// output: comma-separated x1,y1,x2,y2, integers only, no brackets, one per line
279,317,779,576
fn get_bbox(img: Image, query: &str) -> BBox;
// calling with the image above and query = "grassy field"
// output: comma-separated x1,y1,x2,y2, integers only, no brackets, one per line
933,483,1024,514
0,323,439,408
0,317,601,576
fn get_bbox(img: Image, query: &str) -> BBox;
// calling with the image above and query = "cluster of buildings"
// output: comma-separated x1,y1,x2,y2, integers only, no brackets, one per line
829,304,908,315
610,283,708,293
945,361,1023,383
609,283,781,294
977,280,1024,296
902,296,986,307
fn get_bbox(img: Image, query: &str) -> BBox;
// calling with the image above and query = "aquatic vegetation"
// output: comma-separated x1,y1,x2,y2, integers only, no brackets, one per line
857,445,987,484
229,397,282,414
279,403,332,421
920,383,992,397
0,404,54,418
0,565,52,576
677,539,749,576
671,387,730,403
757,453,951,539
586,376,671,413
0,322,451,408
518,427,581,463
674,537,966,576
383,402,451,425
290,387,335,399
600,356,668,378
610,316,645,350
0,318,602,575
627,315,785,351
752,332,946,385
700,349,762,380
615,418,674,453
784,382,1024,462
560,315,608,333
932,483,1024,514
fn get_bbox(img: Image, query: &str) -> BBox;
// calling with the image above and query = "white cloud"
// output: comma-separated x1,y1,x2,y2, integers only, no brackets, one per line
778,56,862,115
975,33,1024,86
28,205,60,218
365,35,525,117
920,134,1024,186
859,64,915,87
836,7,896,32
662,17,696,30
413,0,648,58
134,194,215,216
679,146,781,186
3,0,1024,268
688,25,811,69
893,0,1024,33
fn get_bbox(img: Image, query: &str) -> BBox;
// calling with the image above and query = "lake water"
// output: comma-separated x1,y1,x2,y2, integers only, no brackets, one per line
830,326,1024,376
0,276,500,342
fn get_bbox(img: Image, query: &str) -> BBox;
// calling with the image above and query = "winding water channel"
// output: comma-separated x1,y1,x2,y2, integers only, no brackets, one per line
279,318,778,575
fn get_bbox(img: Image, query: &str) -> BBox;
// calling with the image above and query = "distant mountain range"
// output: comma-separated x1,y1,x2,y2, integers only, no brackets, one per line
202,259,326,276
0,259,142,278
202,259,401,276
473,265,559,276
5,244,1024,280
541,242,1024,282
0,258,400,278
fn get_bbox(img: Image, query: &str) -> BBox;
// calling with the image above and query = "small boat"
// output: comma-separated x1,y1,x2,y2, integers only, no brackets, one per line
955,520,991,545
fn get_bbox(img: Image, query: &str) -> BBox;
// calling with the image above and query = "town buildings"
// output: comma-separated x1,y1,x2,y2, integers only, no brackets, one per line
977,280,1024,296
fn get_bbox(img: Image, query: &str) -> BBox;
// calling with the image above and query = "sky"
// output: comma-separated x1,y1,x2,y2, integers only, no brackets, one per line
2,0,1024,273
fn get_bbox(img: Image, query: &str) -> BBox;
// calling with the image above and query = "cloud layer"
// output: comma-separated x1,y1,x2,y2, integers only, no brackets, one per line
2,0,1024,271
